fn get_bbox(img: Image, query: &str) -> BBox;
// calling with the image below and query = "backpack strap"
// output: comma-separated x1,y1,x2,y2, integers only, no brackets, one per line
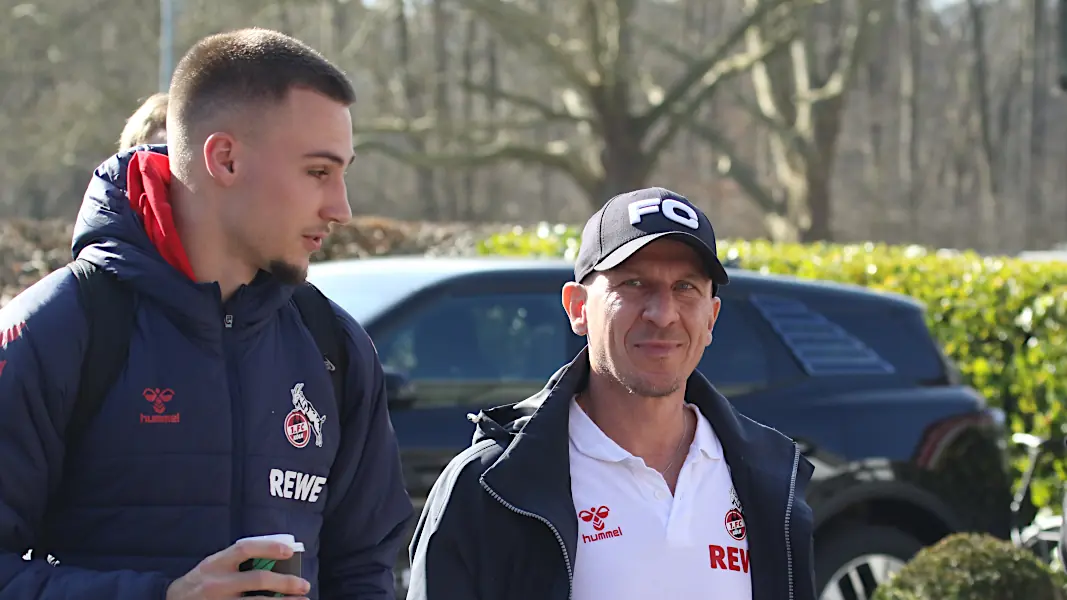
67,258,136,449
36,259,135,562
292,283,348,418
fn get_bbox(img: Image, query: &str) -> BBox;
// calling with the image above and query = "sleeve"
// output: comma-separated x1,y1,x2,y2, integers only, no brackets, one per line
0,269,172,600
405,451,485,600
318,309,415,599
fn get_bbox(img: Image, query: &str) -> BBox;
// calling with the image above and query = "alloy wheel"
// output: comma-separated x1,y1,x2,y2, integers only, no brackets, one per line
819,553,907,600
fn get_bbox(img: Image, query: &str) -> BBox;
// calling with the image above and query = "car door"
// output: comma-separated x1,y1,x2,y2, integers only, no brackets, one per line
370,273,583,500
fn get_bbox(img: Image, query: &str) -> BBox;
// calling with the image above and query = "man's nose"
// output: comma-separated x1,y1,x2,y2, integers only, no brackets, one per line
641,288,679,328
322,183,353,225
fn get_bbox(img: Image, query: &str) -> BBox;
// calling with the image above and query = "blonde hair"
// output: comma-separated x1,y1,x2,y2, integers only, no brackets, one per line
118,93,169,151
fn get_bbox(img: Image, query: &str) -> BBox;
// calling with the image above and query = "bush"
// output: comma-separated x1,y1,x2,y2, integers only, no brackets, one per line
0,217,514,305
478,227,1067,508
872,533,1066,600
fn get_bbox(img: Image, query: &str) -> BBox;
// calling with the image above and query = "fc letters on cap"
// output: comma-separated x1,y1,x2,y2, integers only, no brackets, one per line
627,197,700,230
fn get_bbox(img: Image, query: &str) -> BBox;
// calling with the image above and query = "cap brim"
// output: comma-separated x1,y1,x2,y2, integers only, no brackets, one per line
593,231,730,285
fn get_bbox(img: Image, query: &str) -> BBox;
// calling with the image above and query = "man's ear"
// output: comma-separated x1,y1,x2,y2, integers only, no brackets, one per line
203,132,239,186
707,296,722,346
562,281,589,336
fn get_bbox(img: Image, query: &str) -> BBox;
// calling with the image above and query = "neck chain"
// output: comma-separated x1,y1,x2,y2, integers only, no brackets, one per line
662,408,691,474
577,392,692,474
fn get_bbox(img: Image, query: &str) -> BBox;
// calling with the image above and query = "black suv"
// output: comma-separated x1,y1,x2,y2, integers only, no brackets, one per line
308,256,1013,600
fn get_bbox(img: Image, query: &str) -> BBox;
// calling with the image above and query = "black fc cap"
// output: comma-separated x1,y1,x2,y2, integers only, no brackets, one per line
573,187,730,286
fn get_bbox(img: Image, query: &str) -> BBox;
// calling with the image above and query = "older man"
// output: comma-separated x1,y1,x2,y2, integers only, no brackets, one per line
406,187,816,600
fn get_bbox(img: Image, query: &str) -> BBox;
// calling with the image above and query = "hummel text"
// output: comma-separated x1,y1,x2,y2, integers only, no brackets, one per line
581,527,623,544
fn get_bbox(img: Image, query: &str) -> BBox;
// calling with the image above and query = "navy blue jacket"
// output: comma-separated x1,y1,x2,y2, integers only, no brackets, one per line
406,348,816,600
0,147,413,599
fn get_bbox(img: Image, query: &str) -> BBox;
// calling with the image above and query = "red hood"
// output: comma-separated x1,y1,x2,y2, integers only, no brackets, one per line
126,151,196,281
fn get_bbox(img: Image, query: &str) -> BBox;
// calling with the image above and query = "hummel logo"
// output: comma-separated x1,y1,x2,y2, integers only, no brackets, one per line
140,387,180,424
579,505,623,544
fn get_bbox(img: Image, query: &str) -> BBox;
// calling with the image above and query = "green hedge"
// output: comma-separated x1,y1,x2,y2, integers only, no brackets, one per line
872,532,1067,599
478,226,1067,508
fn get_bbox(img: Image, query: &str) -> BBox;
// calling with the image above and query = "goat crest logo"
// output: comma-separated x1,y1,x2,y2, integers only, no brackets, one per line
285,383,326,448
725,485,747,541
729,486,743,513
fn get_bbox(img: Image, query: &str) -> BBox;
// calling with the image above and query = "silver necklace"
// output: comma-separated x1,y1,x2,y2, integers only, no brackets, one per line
662,408,691,474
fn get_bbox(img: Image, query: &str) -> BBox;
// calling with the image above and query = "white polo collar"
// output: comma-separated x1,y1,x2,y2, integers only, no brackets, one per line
569,396,721,465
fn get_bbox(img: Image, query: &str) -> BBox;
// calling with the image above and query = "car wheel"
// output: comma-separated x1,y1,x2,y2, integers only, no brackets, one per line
816,524,925,600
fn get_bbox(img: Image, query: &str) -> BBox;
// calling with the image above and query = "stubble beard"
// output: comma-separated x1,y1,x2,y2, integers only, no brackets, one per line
620,374,682,399
594,344,682,399
267,259,308,286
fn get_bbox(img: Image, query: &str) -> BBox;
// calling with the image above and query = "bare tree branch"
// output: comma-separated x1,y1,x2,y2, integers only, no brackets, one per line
354,115,576,136
643,16,801,163
458,80,595,126
724,88,813,157
353,136,601,197
688,121,781,215
800,0,876,103
635,0,801,133
451,0,592,89
630,25,695,64
738,0,885,241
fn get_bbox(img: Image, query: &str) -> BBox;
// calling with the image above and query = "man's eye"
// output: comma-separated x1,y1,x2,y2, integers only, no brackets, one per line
623,279,642,287
308,169,329,179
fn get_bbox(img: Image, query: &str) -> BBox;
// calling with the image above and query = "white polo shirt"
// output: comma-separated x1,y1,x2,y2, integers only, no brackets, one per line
569,398,752,600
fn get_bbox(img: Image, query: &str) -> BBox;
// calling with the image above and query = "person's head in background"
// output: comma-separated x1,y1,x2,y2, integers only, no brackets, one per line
118,92,168,151
165,27,356,294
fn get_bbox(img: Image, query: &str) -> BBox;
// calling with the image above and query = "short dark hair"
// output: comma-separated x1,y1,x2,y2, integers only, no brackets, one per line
167,28,355,174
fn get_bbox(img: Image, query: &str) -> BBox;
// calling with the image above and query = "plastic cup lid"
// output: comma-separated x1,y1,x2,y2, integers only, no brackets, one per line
237,533,304,552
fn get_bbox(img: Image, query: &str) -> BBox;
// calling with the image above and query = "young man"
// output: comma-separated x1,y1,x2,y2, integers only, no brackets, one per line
406,188,816,600
119,92,168,150
0,28,412,600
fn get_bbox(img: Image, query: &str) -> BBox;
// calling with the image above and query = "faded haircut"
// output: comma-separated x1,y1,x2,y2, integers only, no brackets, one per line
166,27,355,179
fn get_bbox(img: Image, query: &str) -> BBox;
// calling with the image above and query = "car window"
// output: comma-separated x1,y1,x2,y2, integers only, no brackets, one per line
307,269,430,324
376,293,573,383
698,298,770,395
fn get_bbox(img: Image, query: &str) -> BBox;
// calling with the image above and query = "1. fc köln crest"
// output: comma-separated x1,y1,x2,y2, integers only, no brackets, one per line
724,486,747,541
284,383,326,448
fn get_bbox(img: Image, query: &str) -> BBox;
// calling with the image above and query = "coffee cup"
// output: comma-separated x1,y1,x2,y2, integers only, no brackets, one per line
237,533,304,597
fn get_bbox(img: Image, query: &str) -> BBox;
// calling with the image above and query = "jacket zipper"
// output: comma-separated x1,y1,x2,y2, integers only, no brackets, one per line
784,444,800,600
480,478,573,600
224,313,245,541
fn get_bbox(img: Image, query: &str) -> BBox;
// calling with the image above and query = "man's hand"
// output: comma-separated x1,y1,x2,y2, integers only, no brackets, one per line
165,538,312,600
